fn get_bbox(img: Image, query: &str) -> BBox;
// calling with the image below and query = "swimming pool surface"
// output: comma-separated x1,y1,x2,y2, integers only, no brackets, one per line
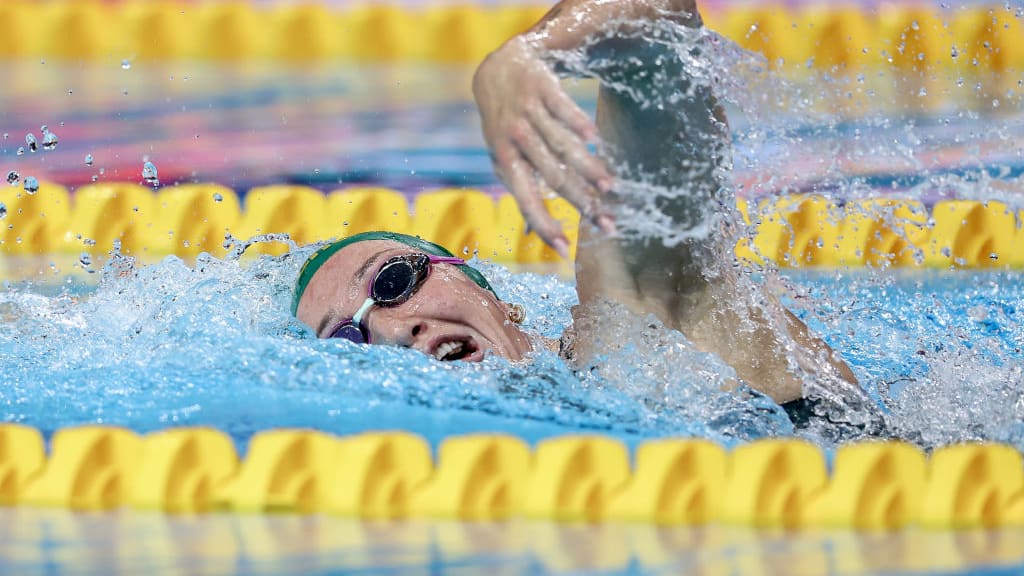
1,23,1024,576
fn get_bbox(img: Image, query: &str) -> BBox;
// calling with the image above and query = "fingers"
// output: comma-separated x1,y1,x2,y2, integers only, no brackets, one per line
512,122,594,212
526,101,614,195
514,110,615,236
495,147,570,258
541,78,600,144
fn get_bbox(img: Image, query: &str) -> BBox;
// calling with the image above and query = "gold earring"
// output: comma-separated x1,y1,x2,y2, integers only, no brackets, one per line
506,303,526,325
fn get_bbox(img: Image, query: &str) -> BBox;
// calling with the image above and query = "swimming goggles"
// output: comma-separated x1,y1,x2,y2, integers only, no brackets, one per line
327,252,465,344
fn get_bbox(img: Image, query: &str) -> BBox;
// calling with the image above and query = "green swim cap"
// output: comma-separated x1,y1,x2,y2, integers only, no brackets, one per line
291,231,498,316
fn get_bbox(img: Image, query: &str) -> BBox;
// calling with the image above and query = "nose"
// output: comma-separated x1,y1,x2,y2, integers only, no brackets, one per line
368,309,429,349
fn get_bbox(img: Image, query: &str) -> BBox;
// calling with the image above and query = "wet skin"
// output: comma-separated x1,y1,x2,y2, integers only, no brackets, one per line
295,239,534,362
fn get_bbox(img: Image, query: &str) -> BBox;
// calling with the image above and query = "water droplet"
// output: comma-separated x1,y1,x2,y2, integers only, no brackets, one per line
142,161,159,187
911,20,920,30
79,253,92,268
2,133,7,140
183,240,190,248
23,176,39,195
121,58,131,70
25,133,37,153
15,147,24,156
212,192,223,202
0,203,5,220
84,154,94,166
83,238,96,246
6,171,19,186
42,131,58,151
940,246,952,258
951,45,959,59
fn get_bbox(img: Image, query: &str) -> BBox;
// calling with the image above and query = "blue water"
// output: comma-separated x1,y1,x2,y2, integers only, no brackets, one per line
2,244,1022,458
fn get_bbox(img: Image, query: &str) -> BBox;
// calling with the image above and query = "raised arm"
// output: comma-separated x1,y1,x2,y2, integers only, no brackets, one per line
475,0,863,406
474,0,722,323
473,0,704,257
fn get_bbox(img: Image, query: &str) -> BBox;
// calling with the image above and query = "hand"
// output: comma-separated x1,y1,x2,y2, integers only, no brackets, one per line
473,36,616,258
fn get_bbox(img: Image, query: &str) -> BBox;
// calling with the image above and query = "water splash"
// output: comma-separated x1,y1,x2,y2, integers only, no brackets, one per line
23,176,38,195
142,160,159,188
41,130,58,151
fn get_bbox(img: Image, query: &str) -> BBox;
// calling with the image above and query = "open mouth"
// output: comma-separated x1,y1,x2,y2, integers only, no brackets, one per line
432,336,481,362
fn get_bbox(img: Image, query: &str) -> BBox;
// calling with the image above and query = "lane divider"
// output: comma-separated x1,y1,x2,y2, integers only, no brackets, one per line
1,183,1021,268
3,424,1024,531
0,1,1019,75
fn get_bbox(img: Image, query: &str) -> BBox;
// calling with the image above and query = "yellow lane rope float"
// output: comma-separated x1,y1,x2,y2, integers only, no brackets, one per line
3,423,1024,531
0,2,1019,75
1,183,1021,268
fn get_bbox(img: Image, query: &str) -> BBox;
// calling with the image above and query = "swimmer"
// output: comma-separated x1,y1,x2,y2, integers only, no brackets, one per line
294,0,864,418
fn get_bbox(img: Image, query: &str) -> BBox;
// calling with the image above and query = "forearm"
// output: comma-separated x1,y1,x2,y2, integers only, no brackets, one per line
523,0,702,53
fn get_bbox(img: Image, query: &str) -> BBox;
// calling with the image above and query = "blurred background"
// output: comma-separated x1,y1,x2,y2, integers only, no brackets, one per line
0,1,1020,263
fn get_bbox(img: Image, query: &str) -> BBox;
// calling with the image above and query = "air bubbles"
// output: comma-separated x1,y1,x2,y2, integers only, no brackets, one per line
142,161,159,188
25,133,37,153
6,170,19,186
84,154,94,166
23,176,39,195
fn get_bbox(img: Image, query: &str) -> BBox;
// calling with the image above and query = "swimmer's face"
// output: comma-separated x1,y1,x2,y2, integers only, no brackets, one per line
295,240,533,362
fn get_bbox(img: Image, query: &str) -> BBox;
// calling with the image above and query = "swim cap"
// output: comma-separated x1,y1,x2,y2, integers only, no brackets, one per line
291,231,498,315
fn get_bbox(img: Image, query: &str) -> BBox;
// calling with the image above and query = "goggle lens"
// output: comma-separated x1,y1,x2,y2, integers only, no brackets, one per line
329,322,368,344
371,255,429,305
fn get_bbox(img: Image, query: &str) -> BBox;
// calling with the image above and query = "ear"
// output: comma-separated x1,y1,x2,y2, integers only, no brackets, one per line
505,302,526,325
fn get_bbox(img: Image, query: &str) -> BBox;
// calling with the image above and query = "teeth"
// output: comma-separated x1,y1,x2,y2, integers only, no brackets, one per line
435,340,464,361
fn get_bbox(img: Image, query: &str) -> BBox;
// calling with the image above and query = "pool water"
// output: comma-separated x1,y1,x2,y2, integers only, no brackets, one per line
1,20,1023,576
